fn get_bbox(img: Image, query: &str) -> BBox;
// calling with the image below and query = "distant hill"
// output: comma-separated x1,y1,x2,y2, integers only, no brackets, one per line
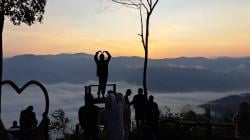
3,53,250,92
200,93,250,115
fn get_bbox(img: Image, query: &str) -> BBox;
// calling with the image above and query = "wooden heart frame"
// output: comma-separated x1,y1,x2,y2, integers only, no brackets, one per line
0,80,49,116
0,80,50,139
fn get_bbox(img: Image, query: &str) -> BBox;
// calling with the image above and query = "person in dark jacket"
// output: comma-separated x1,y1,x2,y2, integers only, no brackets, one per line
146,95,160,138
79,93,100,140
19,106,38,130
94,51,111,98
131,88,146,129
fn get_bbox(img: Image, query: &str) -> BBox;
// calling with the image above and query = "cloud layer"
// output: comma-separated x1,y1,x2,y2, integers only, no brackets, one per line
1,81,245,128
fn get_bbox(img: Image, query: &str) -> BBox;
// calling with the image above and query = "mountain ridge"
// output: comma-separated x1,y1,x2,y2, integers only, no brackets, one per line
5,53,250,60
3,53,250,92
200,93,250,116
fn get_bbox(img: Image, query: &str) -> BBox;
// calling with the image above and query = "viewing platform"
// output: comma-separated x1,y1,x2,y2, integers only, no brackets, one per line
84,83,116,104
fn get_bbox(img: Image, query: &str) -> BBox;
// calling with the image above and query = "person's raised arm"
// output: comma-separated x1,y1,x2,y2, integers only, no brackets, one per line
94,51,101,62
104,51,111,62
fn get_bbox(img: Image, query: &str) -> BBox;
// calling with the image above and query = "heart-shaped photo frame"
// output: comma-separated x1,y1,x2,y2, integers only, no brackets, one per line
0,80,49,127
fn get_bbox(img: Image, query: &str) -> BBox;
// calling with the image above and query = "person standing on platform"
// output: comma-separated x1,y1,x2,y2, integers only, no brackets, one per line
94,51,111,98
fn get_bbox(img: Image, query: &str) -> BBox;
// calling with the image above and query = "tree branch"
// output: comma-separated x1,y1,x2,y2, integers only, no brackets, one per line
111,0,140,8
146,0,151,8
111,0,151,11
141,1,149,12
139,6,146,49
151,0,159,11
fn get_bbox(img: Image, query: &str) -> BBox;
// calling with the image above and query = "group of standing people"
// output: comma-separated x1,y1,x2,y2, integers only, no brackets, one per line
78,51,160,140
125,88,160,139
78,88,160,140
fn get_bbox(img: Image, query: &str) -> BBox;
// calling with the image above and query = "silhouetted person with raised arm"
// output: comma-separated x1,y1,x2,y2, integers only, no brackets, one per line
233,102,250,140
131,88,146,129
94,51,111,98
19,106,38,130
146,95,160,139
78,93,100,140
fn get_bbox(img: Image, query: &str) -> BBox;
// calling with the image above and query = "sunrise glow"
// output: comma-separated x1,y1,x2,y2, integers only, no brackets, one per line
3,0,250,58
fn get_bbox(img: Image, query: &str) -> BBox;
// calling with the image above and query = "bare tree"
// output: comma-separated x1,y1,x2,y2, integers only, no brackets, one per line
111,0,159,96
0,0,47,117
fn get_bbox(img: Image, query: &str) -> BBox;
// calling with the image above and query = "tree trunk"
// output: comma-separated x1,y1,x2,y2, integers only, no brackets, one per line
143,14,150,98
0,12,4,117
143,47,148,97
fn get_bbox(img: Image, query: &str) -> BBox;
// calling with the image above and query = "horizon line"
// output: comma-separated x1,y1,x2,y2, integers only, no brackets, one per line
4,53,250,60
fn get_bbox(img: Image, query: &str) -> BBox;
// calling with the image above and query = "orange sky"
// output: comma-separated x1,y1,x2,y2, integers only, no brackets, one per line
3,0,250,58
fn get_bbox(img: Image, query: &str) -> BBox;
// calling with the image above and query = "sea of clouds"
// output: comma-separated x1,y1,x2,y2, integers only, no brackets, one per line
1,81,245,128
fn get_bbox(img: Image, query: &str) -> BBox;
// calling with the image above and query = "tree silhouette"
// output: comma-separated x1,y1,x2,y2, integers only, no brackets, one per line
49,109,71,138
110,0,159,96
0,0,47,117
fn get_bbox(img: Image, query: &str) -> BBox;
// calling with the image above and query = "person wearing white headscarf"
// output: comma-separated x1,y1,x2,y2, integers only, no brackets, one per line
101,91,124,140
117,93,126,140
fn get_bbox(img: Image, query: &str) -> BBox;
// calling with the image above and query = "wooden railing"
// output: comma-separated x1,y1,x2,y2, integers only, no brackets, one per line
84,84,116,94
84,84,116,104
160,118,235,139
75,119,235,140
